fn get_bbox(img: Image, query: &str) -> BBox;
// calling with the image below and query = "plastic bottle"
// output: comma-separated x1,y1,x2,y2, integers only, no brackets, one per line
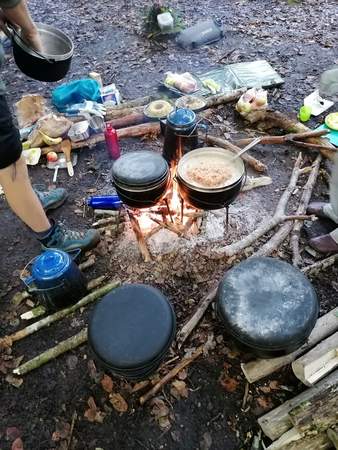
87,195,122,210
105,124,121,160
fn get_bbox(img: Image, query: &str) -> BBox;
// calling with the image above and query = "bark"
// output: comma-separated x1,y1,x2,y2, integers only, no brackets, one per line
302,254,338,277
204,88,246,108
266,428,331,450
109,111,148,128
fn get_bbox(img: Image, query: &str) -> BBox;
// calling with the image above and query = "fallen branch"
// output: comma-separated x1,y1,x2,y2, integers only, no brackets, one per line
150,216,184,236
177,287,218,348
291,155,322,266
203,88,246,108
20,305,46,321
202,134,267,173
215,153,303,258
241,307,338,383
128,211,152,262
302,254,338,277
92,216,125,228
78,256,96,271
87,275,106,291
254,155,322,258
0,281,120,347
140,346,204,405
13,328,88,375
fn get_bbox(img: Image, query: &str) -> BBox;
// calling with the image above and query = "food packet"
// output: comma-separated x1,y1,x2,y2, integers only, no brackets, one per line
165,72,198,94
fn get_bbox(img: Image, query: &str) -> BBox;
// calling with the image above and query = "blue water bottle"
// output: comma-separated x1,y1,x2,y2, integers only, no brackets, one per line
87,194,123,210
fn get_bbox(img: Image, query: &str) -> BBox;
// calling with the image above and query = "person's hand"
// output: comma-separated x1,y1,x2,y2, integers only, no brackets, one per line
21,24,44,53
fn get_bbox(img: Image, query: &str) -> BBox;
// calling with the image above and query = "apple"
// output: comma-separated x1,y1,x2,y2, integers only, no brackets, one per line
46,151,58,163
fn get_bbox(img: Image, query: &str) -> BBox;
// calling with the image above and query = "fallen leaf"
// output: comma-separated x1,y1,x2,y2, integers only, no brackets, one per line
52,421,71,441
109,393,128,413
178,369,188,380
150,398,171,430
6,427,21,441
84,397,106,423
256,396,273,412
11,438,24,450
219,375,239,393
101,374,114,393
5,375,23,388
170,380,188,400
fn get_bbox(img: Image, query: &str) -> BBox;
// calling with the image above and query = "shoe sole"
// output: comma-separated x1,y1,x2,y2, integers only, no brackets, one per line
43,193,69,212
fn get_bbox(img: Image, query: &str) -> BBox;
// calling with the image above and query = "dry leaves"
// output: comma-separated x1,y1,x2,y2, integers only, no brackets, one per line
84,397,106,423
109,393,128,413
256,396,274,412
170,380,189,400
11,438,24,450
87,360,101,383
52,421,71,442
259,380,280,394
101,374,114,393
219,375,239,393
150,398,172,430
178,368,188,380
5,375,23,388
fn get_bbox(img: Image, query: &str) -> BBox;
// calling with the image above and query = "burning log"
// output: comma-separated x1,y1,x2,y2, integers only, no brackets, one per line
127,211,152,262
202,134,267,173
241,307,338,383
292,332,338,386
258,370,338,442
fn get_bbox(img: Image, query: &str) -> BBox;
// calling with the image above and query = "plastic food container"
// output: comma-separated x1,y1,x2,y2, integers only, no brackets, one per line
68,120,90,142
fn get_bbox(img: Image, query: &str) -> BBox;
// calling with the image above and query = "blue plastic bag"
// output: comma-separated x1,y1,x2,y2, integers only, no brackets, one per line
52,79,101,111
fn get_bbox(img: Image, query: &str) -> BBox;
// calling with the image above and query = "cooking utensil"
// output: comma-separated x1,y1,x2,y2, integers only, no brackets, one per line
68,120,90,143
230,137,261,162
61,140,74,177
5,23,73,82
47,153,78,183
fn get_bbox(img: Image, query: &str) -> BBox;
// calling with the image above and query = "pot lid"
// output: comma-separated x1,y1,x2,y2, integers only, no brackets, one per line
216,257,318,350
167,108,196,127
88,284,176,370
112,151,169,187
32,250,70,281
177,147,245,190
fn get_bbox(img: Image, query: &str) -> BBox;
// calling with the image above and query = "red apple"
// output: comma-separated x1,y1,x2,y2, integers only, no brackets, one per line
46,151,58,163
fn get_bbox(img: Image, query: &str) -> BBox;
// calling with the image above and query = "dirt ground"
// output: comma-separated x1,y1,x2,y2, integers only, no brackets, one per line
1,1,338,449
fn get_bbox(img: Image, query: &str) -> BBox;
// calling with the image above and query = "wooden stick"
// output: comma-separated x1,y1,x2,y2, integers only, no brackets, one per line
292,331,338,386
202,134,267,173
258,370,338,441
109,112,148,129
302,254,338,277
87,275,106,291
150,216,184,236
92,216,125,228
78,256,96,271
291,155,322,267
203,88,246,108
127,211,152,262
216,153,303,258
177,287,218,348
0,281,120,347
241,307,338,384
139,346,204,405
13,328,88,375
254,156,322,258
266,428,331,450
235,129,329,148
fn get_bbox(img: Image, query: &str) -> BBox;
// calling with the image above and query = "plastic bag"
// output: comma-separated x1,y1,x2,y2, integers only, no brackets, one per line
52,79,101,111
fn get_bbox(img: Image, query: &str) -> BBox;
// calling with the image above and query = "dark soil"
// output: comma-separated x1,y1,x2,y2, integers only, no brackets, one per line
1,1,338,449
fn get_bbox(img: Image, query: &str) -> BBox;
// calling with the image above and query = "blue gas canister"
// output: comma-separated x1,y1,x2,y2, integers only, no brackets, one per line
22,249,88,310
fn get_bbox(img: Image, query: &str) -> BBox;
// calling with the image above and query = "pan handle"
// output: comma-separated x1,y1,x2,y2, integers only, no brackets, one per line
4,23,55,64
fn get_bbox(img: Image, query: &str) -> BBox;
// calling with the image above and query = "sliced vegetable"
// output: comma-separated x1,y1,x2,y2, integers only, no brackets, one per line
325,112,338,131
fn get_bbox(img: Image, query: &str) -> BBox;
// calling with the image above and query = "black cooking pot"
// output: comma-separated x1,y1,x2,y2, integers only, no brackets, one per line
176,147,246,210
216,257,319,359
6,23,73,82
88,284,176,380
111,151,170,209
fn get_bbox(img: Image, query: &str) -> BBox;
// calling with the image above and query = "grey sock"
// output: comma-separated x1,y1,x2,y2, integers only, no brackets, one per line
34,220,56,240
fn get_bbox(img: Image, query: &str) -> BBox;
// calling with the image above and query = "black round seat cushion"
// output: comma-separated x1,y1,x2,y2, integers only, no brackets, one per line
88,284,176,379
216,257,319,358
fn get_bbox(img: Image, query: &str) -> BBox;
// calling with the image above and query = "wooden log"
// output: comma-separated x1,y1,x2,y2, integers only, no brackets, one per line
328,426,338,449
289,382,338,434
127,211,152,262
235,129,329,147
109,111,147,128
106,95,154,112
258,370,338,441
292,332,338,386
266,427,331,450
13,328,88,375
202,134,267,173
105,106,145,121
241,307,338,383
204,88,246,108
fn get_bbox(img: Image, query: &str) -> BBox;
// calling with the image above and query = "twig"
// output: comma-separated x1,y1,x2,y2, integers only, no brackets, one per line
67,411,77,450
254,156,321,258
78,256,96,271
215,154,303,258
20,305,46,321
140,346,204,405
177,287,217,348
242,382,250,410
302,254,338,277
127,211,152,262
87,275,106,291
13,328,87,375
150,216,184,236
291,155,322,266
92,216,125,227
0,281,120,347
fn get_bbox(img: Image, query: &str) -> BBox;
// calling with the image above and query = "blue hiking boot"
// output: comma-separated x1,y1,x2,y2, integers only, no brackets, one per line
35,188,68,212
39,221,100,253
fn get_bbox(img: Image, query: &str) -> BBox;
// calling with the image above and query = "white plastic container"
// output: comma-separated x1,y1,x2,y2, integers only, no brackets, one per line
157,12,174,32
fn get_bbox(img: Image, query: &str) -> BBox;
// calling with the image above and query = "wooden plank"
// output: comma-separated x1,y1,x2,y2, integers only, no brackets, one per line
241,307,338,383
292,332,338,386
266,428,331,450
258,370,338,441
